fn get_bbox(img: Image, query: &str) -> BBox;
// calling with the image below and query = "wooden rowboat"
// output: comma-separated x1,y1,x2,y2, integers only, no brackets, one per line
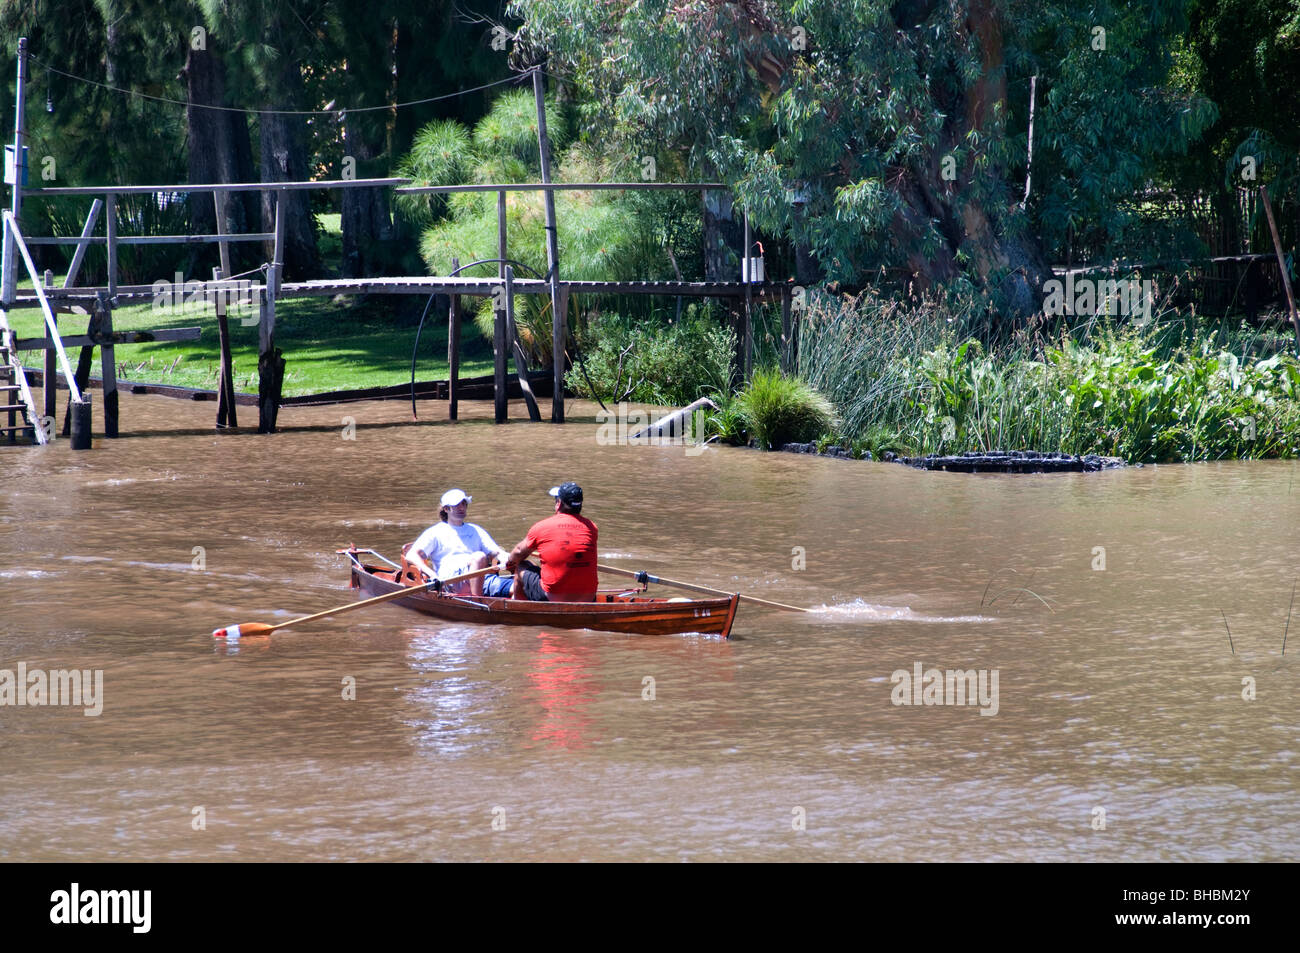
343,549,740,638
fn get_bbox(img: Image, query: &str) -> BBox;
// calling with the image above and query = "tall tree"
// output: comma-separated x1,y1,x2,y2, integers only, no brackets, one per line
513,0,1215,320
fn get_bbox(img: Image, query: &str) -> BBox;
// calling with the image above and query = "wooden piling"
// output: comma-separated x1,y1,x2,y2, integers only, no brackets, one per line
504,265,541,421
213,267,237,429
258,263,283,433
781,284,793,373
62,297,100,437
99,294,118,437
533,67,565,423
495,194,508,423
448,256,460,421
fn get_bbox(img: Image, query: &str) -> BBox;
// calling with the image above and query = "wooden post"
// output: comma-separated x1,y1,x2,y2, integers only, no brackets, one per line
62,296,100,437
58,206,102,438
214,191,232,278
504,265,541,421
495,194,507,423
781,285,793,373
448,256,460,421
43,269,56,421
99,294,118,437
742,210,753,379
494,280,508,424
533,67,565,423
258,263,283,433
1260,186,1300,350
105,192,117,298
272,189,285,297
213,267,237,429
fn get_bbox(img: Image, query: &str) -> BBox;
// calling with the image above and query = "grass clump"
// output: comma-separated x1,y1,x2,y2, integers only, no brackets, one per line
732,368,837,450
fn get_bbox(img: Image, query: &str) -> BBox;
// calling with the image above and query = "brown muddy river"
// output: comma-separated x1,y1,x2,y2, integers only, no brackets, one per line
1,388,1297,861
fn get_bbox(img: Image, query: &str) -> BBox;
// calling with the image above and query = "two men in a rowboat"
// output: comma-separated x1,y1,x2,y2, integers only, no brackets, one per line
406,488,514,596
505,482,599,602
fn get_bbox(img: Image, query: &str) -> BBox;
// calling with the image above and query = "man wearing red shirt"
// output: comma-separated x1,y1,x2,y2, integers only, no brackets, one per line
506,482,599,602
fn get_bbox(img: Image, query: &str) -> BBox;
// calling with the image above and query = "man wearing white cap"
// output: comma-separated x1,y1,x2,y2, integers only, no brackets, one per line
407,488,513,596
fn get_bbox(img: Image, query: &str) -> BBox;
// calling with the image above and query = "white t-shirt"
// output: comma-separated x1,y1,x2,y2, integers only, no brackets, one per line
411,520,503,578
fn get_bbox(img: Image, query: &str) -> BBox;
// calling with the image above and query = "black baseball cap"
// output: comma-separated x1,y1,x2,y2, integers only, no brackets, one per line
548,482,583,506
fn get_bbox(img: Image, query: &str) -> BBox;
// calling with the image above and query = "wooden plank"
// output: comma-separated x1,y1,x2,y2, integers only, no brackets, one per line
27,178,410,196
99,295,118,437
448,256,460,421
396,181,727,194
25,232,274,246
16,327,201,350
504,265,541,421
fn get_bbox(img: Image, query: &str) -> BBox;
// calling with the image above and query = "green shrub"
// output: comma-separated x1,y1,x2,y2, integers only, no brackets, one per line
566,312,736,407
734,369,838,450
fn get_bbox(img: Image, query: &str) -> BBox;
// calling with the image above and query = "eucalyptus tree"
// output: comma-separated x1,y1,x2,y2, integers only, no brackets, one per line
513,0,1215,321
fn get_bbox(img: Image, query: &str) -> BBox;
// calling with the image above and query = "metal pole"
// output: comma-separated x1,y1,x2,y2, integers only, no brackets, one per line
2,36,27,307
533,67,565,423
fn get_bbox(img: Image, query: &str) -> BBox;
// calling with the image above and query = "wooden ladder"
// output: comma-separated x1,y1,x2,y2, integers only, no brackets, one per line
0,315,40,445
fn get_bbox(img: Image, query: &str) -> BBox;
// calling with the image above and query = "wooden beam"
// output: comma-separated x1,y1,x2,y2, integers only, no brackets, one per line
63,198,102,288
448,257,460,421
26,177,410,196
16,326,201,350
62,301,99,437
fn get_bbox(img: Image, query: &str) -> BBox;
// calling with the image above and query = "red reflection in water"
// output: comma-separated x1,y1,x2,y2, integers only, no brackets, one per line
527,631,596,750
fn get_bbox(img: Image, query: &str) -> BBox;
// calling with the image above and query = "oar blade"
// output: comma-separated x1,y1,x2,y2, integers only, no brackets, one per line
212,622,275,640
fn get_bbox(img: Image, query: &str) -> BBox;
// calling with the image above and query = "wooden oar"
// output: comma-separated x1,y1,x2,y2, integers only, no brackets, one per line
597,564,809,613
212,565,502,639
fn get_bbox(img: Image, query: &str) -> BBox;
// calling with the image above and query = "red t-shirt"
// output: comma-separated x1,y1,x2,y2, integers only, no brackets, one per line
523,513,599,601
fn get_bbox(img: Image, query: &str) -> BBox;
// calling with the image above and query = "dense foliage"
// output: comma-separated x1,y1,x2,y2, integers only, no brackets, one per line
565,310,735,407
798,293,1300,463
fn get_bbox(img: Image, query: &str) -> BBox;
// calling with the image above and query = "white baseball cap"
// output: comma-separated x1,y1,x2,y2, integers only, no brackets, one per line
440,488,471,506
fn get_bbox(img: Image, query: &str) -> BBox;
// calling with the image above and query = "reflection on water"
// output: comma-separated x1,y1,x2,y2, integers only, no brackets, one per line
1,388,1298,860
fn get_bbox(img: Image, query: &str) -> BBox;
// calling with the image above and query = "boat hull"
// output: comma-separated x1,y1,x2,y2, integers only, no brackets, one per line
347,560,739,638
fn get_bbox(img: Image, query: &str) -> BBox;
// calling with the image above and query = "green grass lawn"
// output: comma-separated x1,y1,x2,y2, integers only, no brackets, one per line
7,214,495,397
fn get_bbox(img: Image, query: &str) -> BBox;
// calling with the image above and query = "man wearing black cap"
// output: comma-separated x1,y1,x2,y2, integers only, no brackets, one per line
505,482,598,602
